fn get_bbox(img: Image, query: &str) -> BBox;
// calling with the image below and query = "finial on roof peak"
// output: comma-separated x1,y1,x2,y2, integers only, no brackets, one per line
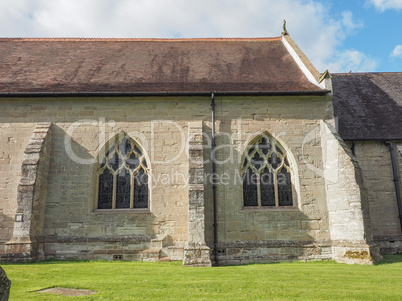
319,69,332,83
282,20,289,36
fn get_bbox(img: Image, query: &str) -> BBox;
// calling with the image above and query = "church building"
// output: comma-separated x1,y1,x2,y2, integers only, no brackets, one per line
0,29,400,266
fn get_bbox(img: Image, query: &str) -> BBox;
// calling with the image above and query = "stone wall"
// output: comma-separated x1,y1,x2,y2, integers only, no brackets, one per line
204,95,336,264
0,97,202,261
350,141,402,254
0,119,34,255
0,94,380,264
320,122,380,264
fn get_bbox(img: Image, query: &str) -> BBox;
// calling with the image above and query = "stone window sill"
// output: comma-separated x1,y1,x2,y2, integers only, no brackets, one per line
242,206,299,211
92,209,150,214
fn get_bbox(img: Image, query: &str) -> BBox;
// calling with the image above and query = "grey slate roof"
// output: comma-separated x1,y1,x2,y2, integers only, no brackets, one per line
332,73,402,140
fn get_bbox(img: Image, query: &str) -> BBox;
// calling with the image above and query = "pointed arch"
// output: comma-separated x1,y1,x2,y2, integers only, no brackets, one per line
241,132,297,208
96,132,150,210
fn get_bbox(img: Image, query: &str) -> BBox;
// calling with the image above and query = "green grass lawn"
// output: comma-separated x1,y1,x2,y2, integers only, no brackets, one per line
2,255,402,300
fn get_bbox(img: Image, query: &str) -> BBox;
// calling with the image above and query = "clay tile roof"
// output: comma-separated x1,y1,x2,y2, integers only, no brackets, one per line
332,72,402,140
0,37,324,94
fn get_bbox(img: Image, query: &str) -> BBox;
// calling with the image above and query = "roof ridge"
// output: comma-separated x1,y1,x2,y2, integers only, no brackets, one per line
0,37,282,42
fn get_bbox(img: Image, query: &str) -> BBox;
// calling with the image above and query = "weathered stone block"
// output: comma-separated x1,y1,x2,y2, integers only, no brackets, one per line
183,246,212,267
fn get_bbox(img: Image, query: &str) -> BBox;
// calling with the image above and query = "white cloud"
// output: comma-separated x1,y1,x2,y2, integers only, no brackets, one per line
327,50,378,72
341,11,363,32
0,0,373,72
391,45,402,58
369,0,402,11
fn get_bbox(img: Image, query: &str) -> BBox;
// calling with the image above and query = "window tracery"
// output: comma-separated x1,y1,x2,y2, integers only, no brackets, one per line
242,135,293,207
97,136,149,210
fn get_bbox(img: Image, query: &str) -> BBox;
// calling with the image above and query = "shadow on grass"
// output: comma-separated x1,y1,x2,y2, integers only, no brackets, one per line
375,254,402,265
0,259,93,266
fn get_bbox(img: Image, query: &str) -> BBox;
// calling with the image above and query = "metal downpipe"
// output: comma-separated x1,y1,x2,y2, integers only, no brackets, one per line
211,93,218,265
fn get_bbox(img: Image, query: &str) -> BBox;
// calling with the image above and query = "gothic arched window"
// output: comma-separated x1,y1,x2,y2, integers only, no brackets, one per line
242,135,293,207
97,136,149,210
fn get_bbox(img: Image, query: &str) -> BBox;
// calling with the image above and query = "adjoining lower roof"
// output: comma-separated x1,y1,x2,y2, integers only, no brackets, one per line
332,72,402,140
0,37,325,94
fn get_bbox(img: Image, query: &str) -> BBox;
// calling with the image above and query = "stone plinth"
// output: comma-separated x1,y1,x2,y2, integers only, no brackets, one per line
183,244,212,267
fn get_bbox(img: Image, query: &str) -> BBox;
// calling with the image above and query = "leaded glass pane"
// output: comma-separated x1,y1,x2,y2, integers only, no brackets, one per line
134,168,148,208
108,152,121,171
259,137,271,155
134,145,142,156
243,157,248,168
243,168,258,206
116,169,131,209
105,144,114,157
251,151,264,171
247,145,255,156
260,168,275,206
118,138,132,157
142,158,148,168
126,152,140,170
100,157,106,169
268,152,281,169
98,169,113,209
275,145,283,155
278,168,293,206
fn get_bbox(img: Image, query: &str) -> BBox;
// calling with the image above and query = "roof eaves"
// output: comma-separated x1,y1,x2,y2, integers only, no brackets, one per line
0,37,283,42
0,90,331,98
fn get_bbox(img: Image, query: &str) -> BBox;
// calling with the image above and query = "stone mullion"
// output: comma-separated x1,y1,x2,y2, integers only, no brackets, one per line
256,173,262,207
130,170,134,209
274,170,279,207
112,173,117,209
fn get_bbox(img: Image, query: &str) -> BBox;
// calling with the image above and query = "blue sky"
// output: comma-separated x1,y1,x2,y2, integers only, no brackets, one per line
325,0,402,72
0,0,401,73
